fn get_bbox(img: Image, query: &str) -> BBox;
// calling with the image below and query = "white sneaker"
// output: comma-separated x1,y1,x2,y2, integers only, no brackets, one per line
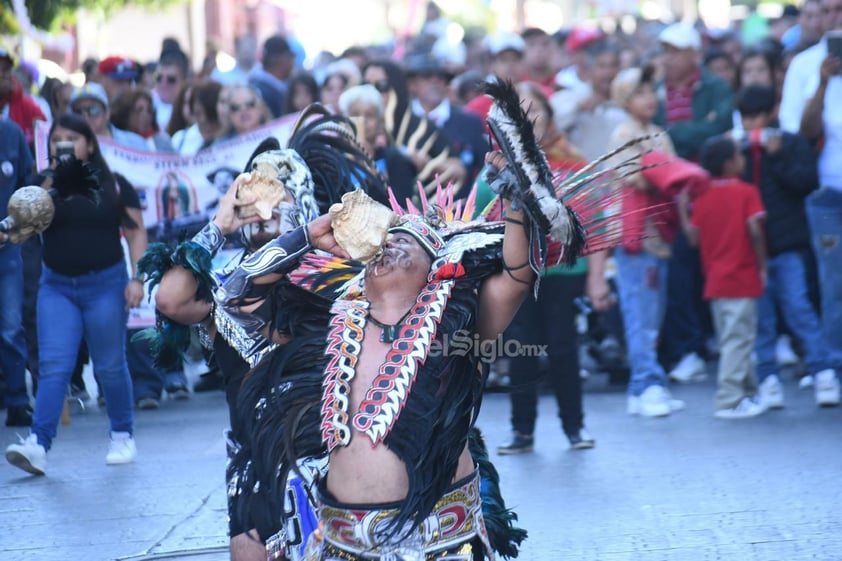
627,385,686,417
715,397,766,419
758,374,785,409
668,353,708,383
105,432,137,465
814,369,841,407
775,335,800,366
5,434,47,475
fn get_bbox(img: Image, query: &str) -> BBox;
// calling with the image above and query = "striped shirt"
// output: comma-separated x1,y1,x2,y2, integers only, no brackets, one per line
665,71,699,125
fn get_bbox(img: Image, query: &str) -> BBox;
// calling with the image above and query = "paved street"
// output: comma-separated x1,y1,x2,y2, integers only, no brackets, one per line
1,368,841,561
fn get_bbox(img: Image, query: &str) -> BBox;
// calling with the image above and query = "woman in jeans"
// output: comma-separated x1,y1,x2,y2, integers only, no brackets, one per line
5,114,147,475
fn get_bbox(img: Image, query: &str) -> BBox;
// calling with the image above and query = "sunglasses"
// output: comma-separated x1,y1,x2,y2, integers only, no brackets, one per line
156,74,178,85
229,100,257,113
364,79,390,93
74,106,104,118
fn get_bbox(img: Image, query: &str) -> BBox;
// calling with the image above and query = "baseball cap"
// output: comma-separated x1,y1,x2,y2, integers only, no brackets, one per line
70,83,109,109
566,28,604,53
97,56,141,80
486,32,526,57
658,23,702,50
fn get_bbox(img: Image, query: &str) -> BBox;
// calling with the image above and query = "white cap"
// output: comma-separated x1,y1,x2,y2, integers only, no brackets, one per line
658,23,702,51
486,32,526,57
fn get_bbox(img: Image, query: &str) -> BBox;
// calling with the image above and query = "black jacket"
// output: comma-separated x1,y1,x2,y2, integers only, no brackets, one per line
741,131,818,257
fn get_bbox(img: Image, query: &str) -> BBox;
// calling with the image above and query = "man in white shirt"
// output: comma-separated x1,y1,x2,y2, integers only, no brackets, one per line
779,0,842,406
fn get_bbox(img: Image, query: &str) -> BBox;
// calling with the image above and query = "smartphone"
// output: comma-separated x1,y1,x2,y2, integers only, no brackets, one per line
828,31,842,59
55,141,75,161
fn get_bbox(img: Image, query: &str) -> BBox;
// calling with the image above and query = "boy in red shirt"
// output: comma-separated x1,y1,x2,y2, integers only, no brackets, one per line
691,135,767,419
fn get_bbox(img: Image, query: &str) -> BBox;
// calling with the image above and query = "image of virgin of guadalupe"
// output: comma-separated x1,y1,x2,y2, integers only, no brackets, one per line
157,170,197,220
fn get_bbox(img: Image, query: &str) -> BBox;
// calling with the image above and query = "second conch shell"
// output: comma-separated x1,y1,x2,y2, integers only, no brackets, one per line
329,190,398,263
236,166,288,221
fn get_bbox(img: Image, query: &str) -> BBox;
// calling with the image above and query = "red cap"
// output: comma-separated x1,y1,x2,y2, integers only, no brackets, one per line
566,28,604,53
97,56,141,80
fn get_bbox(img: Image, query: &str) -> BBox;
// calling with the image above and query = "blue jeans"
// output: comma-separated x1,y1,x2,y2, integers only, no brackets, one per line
32,262,134,450
660,228,707,363
806,188,842,372
614,249,669,396
127,327,187,399
0,245,29,407
756,250,831,382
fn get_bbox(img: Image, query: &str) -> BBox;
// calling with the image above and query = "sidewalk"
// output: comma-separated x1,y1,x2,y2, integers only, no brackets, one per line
2,369,841,560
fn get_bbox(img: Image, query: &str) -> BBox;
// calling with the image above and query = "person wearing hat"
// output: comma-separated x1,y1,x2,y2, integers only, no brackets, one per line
97,56,142,104
0,47,46,145
651,22,734,386
407,52,487,185
554,27,605,97
69,83,148,152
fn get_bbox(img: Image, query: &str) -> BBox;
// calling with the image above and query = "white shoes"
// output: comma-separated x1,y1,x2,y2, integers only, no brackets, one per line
668,353,708,383
775,335,800,366
105,432,137,465
814,369,841,407
5,434,47,476
758,374,785,409
628,385,686,417
715,396,766,419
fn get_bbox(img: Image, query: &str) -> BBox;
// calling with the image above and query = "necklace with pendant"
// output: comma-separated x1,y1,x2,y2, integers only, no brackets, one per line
367,307,414,343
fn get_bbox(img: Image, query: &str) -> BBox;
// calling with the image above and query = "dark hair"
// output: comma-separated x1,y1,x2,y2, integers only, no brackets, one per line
703,46,734,68
41,77,66,115
110,87,158,134
159,48,189,78
262,35,293,67
192,80,222,124
737,84,776,117
735,47,779,90
167,83,194,135
285,71,319,114
48,113,137,228
521,27,549,41
362,59,410,114
584,40,619,63
700,135,738,177
340,46,367,61
516,81,554,121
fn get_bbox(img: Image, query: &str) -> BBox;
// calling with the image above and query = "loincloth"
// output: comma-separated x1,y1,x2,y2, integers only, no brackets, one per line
303,468,494,560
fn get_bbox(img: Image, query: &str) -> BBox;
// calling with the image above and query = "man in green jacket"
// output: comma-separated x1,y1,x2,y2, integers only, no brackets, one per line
653,23,734,386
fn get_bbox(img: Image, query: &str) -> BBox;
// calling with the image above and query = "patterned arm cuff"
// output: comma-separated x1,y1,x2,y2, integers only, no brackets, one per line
191,221,225,257
216,225,311,308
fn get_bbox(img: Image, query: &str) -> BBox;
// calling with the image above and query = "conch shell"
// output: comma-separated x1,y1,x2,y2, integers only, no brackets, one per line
0,186,55,244
236,163,288,220
329,190,398,263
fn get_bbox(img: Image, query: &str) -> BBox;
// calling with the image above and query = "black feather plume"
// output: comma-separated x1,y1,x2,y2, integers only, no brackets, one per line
46,156,102,203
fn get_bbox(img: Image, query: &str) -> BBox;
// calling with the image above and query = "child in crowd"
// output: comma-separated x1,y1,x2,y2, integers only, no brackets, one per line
735,85,839,408
692,135,767,419
608,66,688,417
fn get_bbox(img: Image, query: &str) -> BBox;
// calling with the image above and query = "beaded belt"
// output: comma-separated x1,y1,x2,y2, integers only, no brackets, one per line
305,469,494,560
